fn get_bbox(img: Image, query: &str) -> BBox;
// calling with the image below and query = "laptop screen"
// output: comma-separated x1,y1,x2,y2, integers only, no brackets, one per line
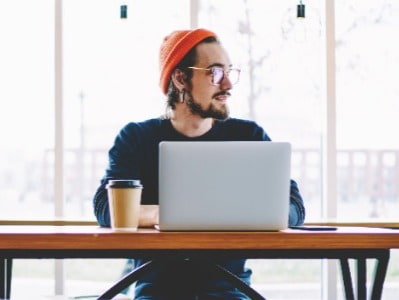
158,141,291,231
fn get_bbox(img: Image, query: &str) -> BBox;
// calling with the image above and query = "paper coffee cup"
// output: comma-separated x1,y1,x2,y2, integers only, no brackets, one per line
106,179,143,231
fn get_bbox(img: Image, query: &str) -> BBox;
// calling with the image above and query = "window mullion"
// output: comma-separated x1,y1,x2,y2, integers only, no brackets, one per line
190,0,199,28
54,0,65,296
323,1,338,299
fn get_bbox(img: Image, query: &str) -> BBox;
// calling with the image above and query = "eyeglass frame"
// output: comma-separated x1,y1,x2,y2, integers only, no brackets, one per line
187,66,241,85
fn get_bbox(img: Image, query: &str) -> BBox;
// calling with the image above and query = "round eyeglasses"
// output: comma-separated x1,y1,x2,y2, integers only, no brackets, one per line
188,66,241,85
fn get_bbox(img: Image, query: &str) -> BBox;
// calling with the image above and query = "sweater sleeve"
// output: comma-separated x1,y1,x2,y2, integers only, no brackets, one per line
93,123,142,227
288,179,306,226
93,180,110,227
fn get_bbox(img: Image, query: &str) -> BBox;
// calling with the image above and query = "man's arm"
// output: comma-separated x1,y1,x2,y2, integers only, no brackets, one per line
93,182,111,227
288,179,306,226
93,122,147,228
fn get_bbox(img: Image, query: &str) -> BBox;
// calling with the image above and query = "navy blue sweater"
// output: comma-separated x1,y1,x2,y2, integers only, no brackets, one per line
93,117,305,297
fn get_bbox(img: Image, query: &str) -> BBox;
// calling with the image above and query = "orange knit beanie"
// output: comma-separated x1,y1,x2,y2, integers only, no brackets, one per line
159,28,217,95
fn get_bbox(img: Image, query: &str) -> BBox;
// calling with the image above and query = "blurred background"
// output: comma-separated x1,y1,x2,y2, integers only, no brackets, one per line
0,0,398,299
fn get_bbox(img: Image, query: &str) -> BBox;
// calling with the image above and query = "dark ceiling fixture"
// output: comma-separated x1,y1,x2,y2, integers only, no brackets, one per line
297,0,305,18
120,4,128,19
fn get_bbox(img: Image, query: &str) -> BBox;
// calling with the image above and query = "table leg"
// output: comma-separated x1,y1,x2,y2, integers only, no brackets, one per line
179,259,266,299
209,263,266,300
356,258,367,300
370,250,390,300
340,258,355,300
97,260,155,300
98,259,266,300
0,258,12,300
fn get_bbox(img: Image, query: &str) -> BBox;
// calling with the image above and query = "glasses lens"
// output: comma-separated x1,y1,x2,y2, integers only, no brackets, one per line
228,69,240,85
211,67,224,85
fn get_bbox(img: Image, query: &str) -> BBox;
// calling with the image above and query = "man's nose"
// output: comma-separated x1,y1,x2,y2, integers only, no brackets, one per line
220,72,233,90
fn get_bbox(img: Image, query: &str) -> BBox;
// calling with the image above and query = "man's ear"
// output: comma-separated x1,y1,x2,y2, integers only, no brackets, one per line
171,69,187,91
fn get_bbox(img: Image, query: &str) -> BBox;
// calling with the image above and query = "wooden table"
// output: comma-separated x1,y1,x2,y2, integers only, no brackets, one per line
0,225,398,299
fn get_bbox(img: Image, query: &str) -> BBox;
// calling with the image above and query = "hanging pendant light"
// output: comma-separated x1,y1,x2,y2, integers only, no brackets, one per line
120,3,128,19
297,0,305,18
295,0,306,42
281,1,321,43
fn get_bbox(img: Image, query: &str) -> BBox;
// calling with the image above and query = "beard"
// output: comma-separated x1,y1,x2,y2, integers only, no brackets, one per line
185,91,230,120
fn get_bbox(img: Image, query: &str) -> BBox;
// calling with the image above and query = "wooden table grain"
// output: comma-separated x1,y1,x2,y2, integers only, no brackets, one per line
0,225,398,299
0,225,398,250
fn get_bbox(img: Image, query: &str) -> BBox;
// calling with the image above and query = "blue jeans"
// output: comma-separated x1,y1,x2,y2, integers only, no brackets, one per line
133,258,252,300
135,290,249,299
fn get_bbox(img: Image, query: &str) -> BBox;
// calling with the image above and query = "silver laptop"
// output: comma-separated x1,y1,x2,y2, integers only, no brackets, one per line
158,141,291,231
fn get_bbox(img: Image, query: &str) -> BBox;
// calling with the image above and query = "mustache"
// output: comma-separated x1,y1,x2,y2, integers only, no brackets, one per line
213,91,231,98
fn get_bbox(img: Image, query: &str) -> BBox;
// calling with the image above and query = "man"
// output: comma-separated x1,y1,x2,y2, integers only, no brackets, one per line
93,28,305,299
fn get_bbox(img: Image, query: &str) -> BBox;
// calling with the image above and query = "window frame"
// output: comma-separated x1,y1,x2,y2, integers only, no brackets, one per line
48,0,391,298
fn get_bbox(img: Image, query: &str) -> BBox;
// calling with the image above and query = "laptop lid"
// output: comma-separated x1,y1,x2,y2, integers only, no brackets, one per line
158,141,291,231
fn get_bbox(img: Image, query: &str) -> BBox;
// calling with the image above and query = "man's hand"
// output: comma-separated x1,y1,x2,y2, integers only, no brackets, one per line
139,205,159,228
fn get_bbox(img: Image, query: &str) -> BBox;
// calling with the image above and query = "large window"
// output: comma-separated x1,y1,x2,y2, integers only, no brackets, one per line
198,0,325,221
0,0,55,219
198,1,325,297
62,0,189,218
0,1,55,296
1,0,398,299
335,0,399,220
